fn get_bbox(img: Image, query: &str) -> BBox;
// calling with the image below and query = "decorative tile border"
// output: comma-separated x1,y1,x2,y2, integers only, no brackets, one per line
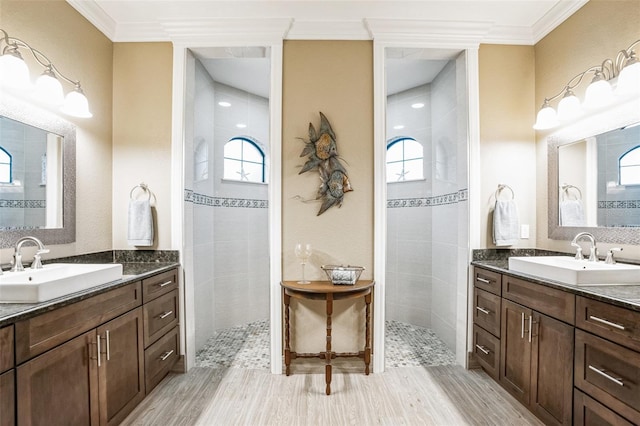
388,188,468,208
184,189,268,209
598,200,640,209
0,199,46,208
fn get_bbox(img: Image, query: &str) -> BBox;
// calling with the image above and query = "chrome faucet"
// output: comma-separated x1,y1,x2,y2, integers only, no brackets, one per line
11,236,49,272
571,232,598,262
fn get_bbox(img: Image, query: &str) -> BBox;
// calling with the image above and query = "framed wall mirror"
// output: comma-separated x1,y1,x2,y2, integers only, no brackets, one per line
0,95,76,248
548,96,640,244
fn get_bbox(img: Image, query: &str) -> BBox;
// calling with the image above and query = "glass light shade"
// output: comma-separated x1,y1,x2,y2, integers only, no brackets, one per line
0,50,31,90
61,87,93,118
557,90,582,121
616,60,640,96
583,78,614,109
34,70,64,106
533,104,558,130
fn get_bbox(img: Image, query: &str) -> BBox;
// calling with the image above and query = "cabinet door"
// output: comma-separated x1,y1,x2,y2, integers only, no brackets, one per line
17,330,99,426
500,299,532,405
530,311,574,426
97,307,145,426
0,370,14,426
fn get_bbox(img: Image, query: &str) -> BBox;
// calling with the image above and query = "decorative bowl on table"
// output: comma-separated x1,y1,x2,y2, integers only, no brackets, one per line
321,265,365,285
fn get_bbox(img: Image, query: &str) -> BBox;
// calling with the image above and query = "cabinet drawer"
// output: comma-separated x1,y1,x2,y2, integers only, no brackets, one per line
473,289,501,337
15,281,142,364
502,275,575,325
574,389,634,426
576,296,640,353
145,325,178,394
473,324,500,380
575,330,640,423
0,370,14,426
474,267,502,296
143,289,179,348
0,326,13,373
142,268,179,303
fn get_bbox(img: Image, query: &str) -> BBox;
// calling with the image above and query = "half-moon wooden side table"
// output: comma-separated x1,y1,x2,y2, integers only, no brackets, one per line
281,280,375,395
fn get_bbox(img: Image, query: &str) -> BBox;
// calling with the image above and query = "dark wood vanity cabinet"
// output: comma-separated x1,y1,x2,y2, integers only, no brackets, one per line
474,267,574,426
7,266,180,426
0,326,14,426
574,296,640,425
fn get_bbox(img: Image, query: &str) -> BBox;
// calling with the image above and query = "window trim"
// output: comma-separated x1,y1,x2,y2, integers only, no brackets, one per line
223,136,266,183
386,136,424,183
0,146,12,184
618,144,640,186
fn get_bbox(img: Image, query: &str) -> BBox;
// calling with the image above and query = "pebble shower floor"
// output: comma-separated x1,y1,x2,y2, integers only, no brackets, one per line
195,319,456,369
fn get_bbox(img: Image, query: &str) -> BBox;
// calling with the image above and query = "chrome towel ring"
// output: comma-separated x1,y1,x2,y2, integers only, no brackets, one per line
130,183,152,201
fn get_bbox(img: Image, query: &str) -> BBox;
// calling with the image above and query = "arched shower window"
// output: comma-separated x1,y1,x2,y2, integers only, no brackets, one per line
619,145,640,186
0,147,12,184
386,137,423,183
223,137,266,183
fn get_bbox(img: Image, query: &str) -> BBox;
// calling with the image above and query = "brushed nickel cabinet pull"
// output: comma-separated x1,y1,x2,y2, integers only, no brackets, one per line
521,312,525,339
588,365,624,386
476,277,490,284
160,350,174,361
96,336,101,367
157,280,173,288
528,315,533,343
589,315,626,330
105,330,110,361
475,344,490,355
475,306,490,315
158,310,174,319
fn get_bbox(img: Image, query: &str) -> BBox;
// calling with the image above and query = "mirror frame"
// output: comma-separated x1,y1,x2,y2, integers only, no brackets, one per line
0,95,76,248
548,96,640,245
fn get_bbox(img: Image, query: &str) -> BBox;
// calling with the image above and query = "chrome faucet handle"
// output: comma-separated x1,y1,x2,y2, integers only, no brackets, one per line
31,249,48,269
574,246,584,260
604,248,623,264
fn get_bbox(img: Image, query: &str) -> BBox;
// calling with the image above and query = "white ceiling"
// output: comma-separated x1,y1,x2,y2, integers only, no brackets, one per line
68,0,588,44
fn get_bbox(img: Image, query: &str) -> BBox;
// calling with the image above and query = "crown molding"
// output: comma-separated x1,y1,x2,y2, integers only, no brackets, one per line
531,0,588,44
286,20,370,40
67,0,587,45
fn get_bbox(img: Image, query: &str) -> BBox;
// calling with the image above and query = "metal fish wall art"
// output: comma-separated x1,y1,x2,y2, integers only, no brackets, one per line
298,112,353,215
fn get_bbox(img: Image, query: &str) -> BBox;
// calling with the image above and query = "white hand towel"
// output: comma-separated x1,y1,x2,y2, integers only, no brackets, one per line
559,199,585,226
128,199,154,246
493,199,519,247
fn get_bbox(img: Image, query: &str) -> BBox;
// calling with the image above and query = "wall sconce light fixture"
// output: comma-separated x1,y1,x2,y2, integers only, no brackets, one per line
534,39,640,130
0,29,92,118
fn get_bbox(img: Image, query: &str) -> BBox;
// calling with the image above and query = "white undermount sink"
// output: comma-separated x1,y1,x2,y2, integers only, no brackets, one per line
508,256,640,285
0,263,123,303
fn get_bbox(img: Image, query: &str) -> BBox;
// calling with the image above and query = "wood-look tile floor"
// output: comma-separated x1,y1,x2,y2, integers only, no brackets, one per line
122,364,543,425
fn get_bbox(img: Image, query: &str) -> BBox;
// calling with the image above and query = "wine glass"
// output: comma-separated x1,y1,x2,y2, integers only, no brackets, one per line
294,243,312,284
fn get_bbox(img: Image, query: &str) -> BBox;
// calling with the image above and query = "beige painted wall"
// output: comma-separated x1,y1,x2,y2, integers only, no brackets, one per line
282,40,373,352
478,44,536,248
0,0,113,261
112,43,173,250
534,0,640,258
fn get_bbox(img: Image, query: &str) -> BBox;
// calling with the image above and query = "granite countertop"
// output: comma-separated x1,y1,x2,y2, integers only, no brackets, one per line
0,261,180,327
472,258,640,312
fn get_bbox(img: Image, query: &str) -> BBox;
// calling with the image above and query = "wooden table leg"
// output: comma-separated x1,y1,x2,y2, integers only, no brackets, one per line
364,292,372,375
284,291,291,376
326,293,333,395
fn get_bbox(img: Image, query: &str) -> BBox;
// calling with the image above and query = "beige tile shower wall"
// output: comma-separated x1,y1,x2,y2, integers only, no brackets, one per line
112,43,173,249
534,0,640,258
0,0,114,258
282,40,373,352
